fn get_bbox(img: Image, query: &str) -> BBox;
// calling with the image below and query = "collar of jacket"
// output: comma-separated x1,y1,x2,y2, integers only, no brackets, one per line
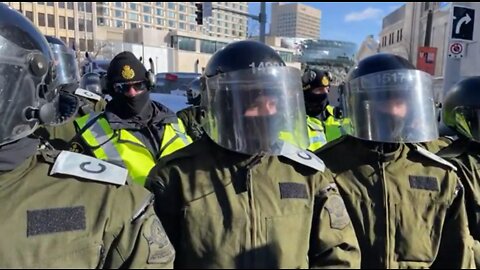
104,101,178,130
342,136,406,164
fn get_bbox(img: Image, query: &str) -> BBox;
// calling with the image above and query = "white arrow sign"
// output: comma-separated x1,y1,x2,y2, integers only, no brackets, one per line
455,13,472,34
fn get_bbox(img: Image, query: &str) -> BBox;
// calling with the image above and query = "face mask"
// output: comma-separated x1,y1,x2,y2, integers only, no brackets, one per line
241,115,282,151
304,91,328,117
377,110,406,141
112,90,152,119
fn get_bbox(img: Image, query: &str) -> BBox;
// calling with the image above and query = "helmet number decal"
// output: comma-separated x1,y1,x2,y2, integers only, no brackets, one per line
249,62,283,74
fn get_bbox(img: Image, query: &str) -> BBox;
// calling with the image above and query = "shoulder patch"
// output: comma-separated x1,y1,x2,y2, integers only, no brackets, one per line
278,142,325,172
324,194,350,230
50,151,128,185
75,88,101,101
411,144,457,171
142,216,175,264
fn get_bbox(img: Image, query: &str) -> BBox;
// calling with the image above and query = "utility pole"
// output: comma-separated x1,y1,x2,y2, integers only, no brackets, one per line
198,2,267,43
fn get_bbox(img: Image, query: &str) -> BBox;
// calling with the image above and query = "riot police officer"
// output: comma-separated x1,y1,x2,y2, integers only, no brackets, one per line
315,53,475,268
440,76,480,266
0,4,174,268
176,77,204,141
146,40,360,268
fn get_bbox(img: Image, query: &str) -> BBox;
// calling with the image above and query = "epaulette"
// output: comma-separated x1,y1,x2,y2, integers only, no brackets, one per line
75,88,101,101
409,144,457,171
277,142,325,172
50,151,128,185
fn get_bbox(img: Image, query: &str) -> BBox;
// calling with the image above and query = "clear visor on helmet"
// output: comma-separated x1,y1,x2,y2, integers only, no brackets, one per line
345,69,438,143
203,66,308,155
0,35,47,146
452,107,480,142
50,43,79,89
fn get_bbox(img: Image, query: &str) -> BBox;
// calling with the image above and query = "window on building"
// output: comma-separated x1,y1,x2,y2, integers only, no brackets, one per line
168,3,176,10
179,4,186,12
156,18,164,25
131,23,137,29
87,20,93,31
79,39,86,51
179,22,186,29
38,13,45,27
168,20,176,28
26,11,33,22
200,39,217,54
79,20,85,31
69,38,75,49
86,2,92,12
115,20,124,28
144,15,151,23
143,5,151,13
115,10,124,18
97,6,109,16
115,2,123,8
130,3,137,10
78,2,85,11
168,11,176,19
37,2,44,5
46,2,54,6
156,8,164,16
177,36,196,51
47,14,55,28
87,40,94,52
68,17,75,30
399,29,403,41
156,2,164,7
97,17,106,26
58,2,65,8
128,13,138,21
189,24,196,31
179,14,186,21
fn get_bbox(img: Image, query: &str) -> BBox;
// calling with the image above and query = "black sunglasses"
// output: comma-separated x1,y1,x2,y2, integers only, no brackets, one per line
113,81,147,93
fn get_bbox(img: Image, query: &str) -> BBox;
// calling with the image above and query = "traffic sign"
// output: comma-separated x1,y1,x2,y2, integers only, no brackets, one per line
452,6,475,41
448,42,464,58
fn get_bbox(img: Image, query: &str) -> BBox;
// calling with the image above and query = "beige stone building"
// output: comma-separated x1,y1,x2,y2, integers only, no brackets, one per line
5,2,96,52
270,2,321,39
95,2,248,40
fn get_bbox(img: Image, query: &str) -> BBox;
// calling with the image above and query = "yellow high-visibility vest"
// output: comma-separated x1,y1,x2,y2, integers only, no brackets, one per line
75,113,192,186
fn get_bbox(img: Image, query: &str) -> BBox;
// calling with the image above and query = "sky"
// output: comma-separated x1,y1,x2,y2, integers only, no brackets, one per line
248,2,405,48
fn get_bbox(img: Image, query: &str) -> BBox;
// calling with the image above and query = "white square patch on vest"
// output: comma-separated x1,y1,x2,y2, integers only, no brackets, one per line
51,151,128,185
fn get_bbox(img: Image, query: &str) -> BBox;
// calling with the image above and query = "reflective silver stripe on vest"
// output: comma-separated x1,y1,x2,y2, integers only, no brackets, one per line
308,120,324,132
85,115,126,169
171,123,190,144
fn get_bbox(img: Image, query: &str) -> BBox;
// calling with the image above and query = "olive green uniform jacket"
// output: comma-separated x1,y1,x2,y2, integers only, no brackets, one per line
176,105,203,141
146,136,361,269
437,138,480,268
0,153,174,268
315,135,475,269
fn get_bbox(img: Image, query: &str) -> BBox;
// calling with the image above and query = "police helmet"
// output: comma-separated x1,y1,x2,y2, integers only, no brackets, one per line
443,76,480,142
80,72,102,95
345,53,438,143
202,40,308,155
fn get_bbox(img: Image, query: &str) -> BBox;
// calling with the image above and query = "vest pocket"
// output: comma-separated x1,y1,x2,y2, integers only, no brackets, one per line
394,200,448,263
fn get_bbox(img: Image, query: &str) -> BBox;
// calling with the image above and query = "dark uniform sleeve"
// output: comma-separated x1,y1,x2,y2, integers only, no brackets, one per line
145,160,183,251
102,184,175,268
67,120,95,157
431,178,475,268
176,106,203,141
309,170,361,268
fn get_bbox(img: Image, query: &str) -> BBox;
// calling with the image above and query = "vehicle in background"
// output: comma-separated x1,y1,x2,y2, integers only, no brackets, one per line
153,72,201,96
150,92,189,113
